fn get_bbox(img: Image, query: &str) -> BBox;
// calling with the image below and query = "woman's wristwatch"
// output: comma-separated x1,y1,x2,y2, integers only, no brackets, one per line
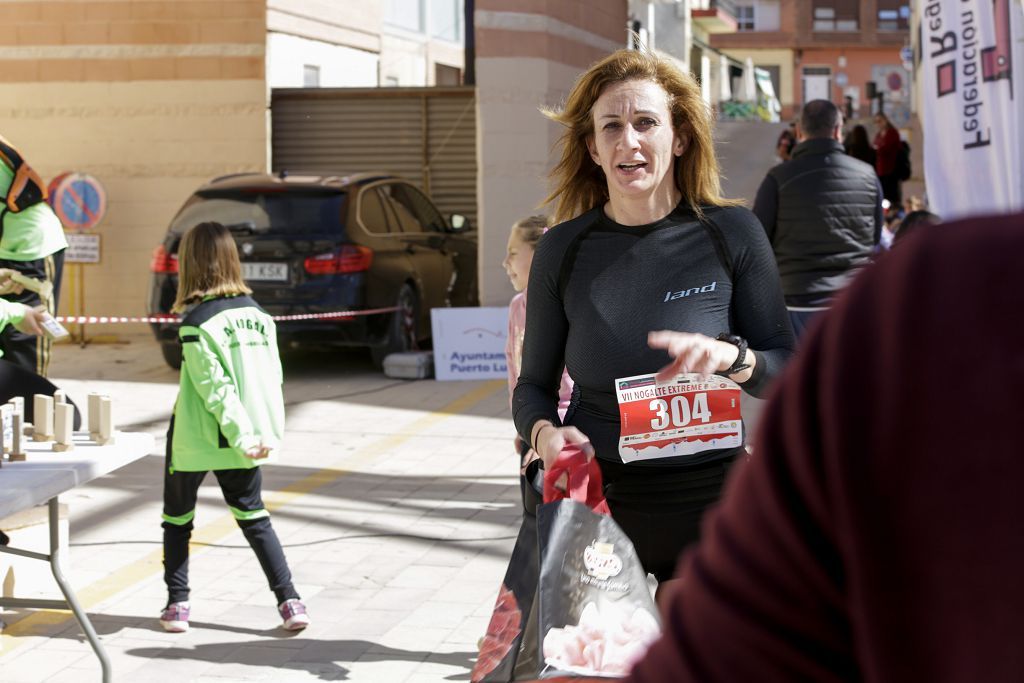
716,333,751,375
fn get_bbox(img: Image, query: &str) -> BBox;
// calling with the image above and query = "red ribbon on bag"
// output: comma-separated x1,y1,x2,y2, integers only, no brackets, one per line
542,445,611,514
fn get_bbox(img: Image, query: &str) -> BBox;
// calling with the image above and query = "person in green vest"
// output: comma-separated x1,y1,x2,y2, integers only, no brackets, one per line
159,221,309,634
0,134,68,377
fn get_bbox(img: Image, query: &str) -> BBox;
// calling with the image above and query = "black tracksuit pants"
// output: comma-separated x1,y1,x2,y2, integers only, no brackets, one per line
162,421,299,606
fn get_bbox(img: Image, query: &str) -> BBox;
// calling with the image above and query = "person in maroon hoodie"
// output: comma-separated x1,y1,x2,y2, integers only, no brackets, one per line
622,210,1024,683
873,112,902,206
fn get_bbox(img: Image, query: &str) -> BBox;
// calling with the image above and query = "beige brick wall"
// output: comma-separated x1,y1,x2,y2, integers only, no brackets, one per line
473,0,629,305
1,81,267,325
0,0,267,331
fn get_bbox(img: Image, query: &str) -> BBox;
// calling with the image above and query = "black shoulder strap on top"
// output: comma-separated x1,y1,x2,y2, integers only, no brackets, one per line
699,213,734,281
557,223,597,300
699,212,738,331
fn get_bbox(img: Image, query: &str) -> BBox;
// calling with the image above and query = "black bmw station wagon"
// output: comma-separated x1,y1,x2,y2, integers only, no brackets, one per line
148,172,477,369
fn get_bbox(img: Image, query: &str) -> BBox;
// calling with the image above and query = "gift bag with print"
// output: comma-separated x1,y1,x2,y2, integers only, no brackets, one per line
535,447,660,679
471,460,545,682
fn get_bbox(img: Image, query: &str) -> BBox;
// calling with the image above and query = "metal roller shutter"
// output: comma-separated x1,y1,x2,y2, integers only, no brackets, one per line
271,87,478,228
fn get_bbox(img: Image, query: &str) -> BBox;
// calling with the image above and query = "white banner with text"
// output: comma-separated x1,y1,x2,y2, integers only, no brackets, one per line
430,307,508,381
919,0,1024,218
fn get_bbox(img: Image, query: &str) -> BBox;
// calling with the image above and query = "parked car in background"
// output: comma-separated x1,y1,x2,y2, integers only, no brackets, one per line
148,172,477,369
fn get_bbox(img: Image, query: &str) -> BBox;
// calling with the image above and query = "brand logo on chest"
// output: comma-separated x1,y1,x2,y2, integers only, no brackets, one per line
664,281,717,302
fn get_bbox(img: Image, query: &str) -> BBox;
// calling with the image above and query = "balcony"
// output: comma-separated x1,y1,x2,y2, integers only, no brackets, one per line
692,0,739,34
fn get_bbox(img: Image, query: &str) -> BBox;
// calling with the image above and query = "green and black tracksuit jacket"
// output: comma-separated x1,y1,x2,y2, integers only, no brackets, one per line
171,294,283,471
163,294,284,528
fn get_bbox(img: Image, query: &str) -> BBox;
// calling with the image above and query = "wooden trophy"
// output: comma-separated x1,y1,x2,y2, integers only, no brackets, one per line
88,392,101,440
1,403,11,464
32,394,54,441
9,396,24,418
10,412,25,461
53,403,75,452
96,396,115,445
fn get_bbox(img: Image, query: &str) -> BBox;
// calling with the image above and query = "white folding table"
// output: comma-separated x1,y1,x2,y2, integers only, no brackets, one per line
0,431,156,683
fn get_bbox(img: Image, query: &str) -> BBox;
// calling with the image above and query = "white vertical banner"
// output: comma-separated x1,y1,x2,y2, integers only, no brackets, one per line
919,0,1024,218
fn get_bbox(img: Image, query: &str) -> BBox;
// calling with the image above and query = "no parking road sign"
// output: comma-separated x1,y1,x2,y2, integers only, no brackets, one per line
48,172,106,232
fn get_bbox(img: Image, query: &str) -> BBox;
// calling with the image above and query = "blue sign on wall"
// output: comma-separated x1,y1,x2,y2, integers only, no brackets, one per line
50,173,106,231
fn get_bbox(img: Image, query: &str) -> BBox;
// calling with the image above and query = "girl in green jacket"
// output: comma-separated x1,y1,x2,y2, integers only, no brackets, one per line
160,221,308,633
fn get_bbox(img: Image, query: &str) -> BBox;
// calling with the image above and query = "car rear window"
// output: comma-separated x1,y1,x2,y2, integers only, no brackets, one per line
169,190,347,236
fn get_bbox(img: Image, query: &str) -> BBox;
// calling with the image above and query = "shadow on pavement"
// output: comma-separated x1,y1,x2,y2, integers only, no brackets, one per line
125,638,475,681
70,456,521,560
0,610,474,682
53,339,505,422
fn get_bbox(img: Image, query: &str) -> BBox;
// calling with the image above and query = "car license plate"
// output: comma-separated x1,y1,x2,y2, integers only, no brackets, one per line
242,262,288,282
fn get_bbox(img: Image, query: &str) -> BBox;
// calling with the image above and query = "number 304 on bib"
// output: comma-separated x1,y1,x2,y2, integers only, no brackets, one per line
614,372,743,463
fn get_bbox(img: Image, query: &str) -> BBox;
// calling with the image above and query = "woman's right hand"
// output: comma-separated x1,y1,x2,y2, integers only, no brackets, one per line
533,422,594,469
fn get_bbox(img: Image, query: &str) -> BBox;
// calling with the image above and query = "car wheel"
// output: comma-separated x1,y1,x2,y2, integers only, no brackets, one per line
370,284,418,369
160,342,182,370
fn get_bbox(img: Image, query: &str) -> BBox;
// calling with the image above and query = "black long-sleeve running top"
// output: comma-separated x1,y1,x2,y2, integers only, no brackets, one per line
512,203,795,467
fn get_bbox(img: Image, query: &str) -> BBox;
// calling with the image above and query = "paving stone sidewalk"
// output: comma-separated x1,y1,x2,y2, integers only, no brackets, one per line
0,334,520,682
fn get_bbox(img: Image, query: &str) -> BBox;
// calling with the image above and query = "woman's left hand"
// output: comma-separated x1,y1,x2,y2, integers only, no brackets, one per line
647,330,741,382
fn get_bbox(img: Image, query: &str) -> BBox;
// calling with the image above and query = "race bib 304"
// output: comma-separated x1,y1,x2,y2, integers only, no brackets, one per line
615,372,743,463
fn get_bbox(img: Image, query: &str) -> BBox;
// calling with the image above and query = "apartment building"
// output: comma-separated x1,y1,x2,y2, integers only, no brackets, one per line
631,0,743,109
711,0,911,122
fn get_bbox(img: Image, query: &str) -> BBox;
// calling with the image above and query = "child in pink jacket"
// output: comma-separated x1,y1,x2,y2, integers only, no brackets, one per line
503,216,573,473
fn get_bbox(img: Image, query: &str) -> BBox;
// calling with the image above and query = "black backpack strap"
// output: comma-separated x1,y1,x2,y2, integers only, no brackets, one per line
557,222,597,300
699,212,738,331
699,212,734,282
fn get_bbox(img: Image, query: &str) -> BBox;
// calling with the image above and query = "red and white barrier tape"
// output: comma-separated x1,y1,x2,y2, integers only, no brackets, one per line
55,306,400,325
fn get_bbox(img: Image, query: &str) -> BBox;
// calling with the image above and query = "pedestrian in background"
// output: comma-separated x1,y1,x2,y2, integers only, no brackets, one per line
753,99,882,339
893,209,941,245
160,221,308,634
623,210,1024,683
873,112,902,206
775,123,796,163
843,124,876,167
0,133,67,377
513,47,794,597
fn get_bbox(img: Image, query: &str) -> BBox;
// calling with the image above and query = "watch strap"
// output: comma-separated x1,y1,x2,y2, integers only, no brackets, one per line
716,333,751,375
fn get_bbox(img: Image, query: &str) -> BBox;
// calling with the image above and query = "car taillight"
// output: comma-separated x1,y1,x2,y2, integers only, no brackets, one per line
150,245,178,273
304,245,373,275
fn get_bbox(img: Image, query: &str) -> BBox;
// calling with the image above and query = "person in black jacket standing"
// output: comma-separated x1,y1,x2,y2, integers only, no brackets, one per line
752,99,882,339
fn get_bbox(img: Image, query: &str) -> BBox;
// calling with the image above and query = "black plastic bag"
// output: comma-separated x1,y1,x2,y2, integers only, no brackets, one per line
530,449,660,679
